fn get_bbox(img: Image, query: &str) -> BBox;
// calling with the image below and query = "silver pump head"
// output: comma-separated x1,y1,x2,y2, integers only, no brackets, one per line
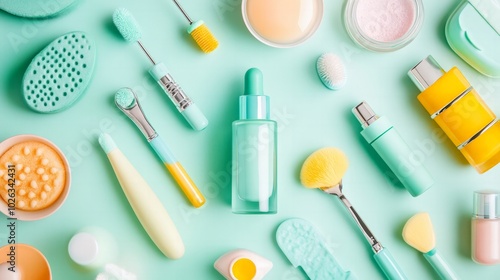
474,191,500,219
353,101,379,128
408,55,446,92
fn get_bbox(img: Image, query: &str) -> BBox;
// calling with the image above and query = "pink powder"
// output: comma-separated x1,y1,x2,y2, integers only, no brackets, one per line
356,0,416,42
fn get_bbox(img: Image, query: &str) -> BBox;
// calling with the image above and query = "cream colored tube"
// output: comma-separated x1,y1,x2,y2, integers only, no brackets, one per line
99,133,184,259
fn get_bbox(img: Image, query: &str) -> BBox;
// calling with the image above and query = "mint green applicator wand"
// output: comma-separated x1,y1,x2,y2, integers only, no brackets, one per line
352,101,434,197
112,7,208,131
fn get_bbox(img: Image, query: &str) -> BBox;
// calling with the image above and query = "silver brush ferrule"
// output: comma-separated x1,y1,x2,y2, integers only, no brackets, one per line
408,55,445,91
116,90,158,141
353,101,379,128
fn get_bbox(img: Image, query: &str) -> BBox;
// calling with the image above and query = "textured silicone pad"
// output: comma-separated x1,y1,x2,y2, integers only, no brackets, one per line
22,31,96,113
276,218,356,280
0,0,78,18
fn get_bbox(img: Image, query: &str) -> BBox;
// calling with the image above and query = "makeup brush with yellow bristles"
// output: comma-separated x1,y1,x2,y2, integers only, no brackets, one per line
300,147,407,280
402,212,458,280
171,0,219,53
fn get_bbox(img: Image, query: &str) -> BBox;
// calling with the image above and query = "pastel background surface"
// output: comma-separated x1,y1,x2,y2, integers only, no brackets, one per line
0,0,499,279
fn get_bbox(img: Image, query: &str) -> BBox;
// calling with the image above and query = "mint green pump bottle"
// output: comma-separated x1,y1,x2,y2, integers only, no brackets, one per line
232,68,277,214
352,101,434,197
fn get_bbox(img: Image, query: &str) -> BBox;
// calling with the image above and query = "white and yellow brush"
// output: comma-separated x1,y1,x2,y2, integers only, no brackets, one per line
402,212,458,280
172,0,218,53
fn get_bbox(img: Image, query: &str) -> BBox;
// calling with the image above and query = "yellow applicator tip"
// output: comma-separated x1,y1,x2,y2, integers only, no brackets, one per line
188,20,219,53
300,147,349,189
402,212,436,253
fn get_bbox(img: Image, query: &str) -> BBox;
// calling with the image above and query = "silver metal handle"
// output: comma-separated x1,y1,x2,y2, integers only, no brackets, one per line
338,194,383,253
115,90,158,141
158,74,192,111
172,0,193,24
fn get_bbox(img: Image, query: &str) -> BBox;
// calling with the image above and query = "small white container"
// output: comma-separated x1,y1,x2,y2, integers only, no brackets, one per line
68,227,117,270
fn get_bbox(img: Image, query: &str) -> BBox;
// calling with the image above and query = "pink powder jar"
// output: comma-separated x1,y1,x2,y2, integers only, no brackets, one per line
343,0,424,52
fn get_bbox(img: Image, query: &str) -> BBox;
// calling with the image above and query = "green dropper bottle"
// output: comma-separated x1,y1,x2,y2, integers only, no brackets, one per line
231,68,277,214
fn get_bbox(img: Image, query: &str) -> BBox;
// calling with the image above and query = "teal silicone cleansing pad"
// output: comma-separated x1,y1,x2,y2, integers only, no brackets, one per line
276,218,356,280
0,0,78,18
22,31,96,113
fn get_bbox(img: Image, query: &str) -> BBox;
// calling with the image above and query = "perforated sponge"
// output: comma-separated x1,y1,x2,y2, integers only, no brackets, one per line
22,31,96,113
300,147,349,189
0,0,78,18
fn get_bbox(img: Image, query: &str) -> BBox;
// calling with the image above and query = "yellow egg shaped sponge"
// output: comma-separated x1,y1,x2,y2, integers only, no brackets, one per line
300,147,349,189
402,212,436,253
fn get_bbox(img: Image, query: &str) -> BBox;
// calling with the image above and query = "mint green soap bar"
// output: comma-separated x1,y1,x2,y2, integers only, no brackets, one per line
22,31,96,113
446,0,500,77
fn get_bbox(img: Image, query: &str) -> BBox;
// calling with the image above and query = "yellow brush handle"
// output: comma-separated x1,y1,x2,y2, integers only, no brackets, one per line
107,149,185,259
149,137,206,208
166,162,206,208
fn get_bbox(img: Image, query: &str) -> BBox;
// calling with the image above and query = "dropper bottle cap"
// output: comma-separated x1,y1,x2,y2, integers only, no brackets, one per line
240,68,270,120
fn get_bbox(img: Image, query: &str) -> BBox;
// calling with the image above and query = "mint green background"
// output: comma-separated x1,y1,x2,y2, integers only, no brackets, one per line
1,0,500,279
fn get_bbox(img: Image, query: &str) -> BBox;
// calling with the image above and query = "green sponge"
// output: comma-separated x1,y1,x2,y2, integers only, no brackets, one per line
112,7,143,43
22,31,96,113
0,0,78,18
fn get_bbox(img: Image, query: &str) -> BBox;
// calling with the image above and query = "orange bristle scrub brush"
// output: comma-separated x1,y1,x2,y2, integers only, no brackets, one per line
171,0,219,53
